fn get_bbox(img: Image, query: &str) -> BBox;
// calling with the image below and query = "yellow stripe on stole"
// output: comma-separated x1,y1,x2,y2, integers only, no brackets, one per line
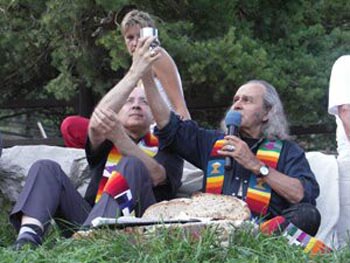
256,150,280,159
207,176,224,182
95,193,102,201
140,148,157,157
304,237,317,253
107,152,122,163
207,176,224,187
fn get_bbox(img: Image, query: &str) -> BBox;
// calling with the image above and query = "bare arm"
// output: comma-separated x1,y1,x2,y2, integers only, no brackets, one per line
89,36,161,150
96,107,166,186
152,48,191,120
338,104,350,142
218,135,304,203
258,169,304,203
142,70,172,129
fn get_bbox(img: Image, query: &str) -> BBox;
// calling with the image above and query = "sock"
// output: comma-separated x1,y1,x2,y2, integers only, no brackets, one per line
16,224,43,246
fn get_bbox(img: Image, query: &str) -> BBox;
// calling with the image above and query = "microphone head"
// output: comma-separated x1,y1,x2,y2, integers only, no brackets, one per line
225,110,241,127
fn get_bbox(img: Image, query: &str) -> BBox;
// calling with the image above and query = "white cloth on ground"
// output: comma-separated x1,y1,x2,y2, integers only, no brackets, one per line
306,151,339,249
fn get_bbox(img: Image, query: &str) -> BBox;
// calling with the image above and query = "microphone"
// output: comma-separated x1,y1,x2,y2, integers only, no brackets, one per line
224,110,241,170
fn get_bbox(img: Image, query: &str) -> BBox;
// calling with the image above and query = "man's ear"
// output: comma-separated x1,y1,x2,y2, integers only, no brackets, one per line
262,108,270,123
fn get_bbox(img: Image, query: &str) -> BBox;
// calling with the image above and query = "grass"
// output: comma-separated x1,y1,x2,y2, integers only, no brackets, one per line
0,211,349,263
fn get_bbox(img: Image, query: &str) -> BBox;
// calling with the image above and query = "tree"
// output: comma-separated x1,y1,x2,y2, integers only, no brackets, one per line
1,0,349,138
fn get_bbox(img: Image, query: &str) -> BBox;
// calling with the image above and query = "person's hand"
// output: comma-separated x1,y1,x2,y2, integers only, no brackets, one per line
217,135,262,173
89,107,121,144
129,36,161,78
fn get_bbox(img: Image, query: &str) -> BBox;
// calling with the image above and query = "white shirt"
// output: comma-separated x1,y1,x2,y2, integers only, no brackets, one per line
328,55,350,154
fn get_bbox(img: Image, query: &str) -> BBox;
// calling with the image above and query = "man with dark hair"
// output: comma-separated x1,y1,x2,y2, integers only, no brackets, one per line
142,74,321,236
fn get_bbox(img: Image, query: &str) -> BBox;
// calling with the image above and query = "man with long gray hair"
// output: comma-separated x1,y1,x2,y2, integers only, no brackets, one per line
142,76,321,236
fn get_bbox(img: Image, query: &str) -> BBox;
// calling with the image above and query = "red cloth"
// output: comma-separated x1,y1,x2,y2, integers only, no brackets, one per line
60,116,89,148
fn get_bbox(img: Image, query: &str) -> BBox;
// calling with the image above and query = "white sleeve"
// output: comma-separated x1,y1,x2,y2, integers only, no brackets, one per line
155,78,173,110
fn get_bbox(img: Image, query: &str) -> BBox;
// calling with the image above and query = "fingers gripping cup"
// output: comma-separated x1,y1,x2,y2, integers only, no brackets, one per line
140,27,160,49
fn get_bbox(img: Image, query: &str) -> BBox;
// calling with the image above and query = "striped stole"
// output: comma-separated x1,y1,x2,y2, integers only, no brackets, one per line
205,138,226,194
246,139,282,216
260,216,332,255
283,222,332,255
205,138,282,217
95,132,159,204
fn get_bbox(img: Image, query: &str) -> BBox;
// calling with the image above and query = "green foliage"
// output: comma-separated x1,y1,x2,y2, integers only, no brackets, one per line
1,0,349,132
0,208,349,263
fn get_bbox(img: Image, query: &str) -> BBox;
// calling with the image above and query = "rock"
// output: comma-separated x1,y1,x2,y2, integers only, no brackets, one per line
0,145,90,210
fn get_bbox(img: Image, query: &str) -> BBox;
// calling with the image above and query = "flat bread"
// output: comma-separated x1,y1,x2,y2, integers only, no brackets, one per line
142,192,251,221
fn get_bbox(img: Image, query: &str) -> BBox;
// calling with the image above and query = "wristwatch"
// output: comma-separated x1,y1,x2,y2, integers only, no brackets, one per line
258,164,270,178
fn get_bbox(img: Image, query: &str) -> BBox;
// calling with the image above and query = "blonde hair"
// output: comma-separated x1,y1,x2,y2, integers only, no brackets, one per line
120,10,155,36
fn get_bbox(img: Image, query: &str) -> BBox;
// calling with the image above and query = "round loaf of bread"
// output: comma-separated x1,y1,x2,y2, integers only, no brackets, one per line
142,193,251,221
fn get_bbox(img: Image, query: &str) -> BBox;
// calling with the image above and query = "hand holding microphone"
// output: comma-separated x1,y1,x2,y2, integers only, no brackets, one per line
224,110,241,170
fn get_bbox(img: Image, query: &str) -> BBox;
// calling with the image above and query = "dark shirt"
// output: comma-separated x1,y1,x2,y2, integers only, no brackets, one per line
155,112,320,218
83,134,184,206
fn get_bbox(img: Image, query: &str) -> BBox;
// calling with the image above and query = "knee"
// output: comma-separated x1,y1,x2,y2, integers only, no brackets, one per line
283,203,321,236
118,156,152,183
28,160,64,181
31,159,61,170
296,203,321,223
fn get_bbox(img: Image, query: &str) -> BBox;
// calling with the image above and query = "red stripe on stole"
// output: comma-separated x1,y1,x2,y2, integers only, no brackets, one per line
206,186,222,194
143,133,159,146
247,198,268,214
103,171,129,197
264,160,278,168
246,193,270,214
207,181,224,188
260,216,286,234
256,152,278,164
246,190,271,203
256,154,278,162
95,177,108,202
210,140,224,156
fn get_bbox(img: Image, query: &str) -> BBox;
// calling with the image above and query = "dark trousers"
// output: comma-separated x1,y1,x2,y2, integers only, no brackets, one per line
279,203,321,236
10,157,158,235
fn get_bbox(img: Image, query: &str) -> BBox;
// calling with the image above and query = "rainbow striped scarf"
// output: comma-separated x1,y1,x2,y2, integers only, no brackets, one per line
95,132,159,205
205,138,282,217
260,216,332,255
283,221,332,255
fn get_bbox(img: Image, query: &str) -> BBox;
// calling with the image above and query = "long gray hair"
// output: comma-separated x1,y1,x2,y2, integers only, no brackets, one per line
246,80,289,140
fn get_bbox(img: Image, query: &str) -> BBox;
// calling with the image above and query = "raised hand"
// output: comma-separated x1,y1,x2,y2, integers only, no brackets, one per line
129,36,161,79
